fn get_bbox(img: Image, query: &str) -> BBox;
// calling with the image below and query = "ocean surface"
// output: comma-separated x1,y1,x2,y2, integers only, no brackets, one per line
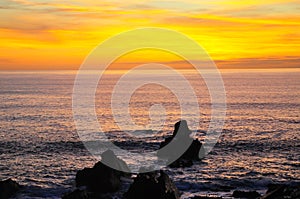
0,69,299,198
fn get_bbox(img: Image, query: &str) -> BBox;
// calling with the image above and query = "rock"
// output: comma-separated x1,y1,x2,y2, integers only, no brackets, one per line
232,190,260,198
76,168,94,188
261,184,300,199
75,150,130,193
0,178,21,199
124,171,161,199
75,164,120,193
182,139,203,160
124,170,180,199
169,159,193,168
62,189,89,199
158,171,180,199
158,120,203,167
100,149,131,177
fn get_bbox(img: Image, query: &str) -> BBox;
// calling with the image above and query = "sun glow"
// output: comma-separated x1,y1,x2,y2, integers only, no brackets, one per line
0,0,299,70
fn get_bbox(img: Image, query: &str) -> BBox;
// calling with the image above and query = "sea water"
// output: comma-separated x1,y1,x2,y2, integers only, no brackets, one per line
0,69,299,198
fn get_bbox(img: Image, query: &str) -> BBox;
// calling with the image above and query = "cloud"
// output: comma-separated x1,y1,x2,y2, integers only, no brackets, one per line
3,0,107,13
101,57,300,69
0,58,15,64
0,5,12,9
0,0,300,69
216,57,300,68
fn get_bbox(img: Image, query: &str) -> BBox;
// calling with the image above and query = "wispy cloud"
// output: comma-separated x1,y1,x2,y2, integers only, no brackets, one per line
0,0,299,69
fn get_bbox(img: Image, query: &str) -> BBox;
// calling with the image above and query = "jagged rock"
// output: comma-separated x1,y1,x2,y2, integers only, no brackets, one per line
100,149,131,177
261,184,300,199
158,120,203,167
158,171,181,199
0,179,21,199
169,159,193,168
76,150,130,193
76,164,120,193
232,190,260,198
124,170,180,199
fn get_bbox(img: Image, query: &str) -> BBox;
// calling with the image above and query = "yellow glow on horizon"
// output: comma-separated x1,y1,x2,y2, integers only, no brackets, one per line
0,0,299,70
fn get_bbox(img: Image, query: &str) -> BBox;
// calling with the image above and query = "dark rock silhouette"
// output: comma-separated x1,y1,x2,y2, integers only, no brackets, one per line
261,184,300,199
0,179,21,199
232,190,261,198
158,120,203,167
75,150,130,193
169,159,193,168
99,149,131,177
124,170,180,199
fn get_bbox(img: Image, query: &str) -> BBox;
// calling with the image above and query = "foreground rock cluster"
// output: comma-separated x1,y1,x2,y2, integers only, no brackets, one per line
1,120,299,199
75,149,130,194
63,149,180,199
61,120,300,199
62,120,195,199
0,179,21,199
124,170,180,199
158,120,203,168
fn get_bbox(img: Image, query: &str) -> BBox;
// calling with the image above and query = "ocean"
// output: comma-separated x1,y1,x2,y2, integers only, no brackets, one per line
0,69,299,198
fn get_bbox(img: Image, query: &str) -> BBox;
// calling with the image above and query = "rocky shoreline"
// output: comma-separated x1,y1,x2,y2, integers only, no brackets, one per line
1,121,299,199
1,172,299,199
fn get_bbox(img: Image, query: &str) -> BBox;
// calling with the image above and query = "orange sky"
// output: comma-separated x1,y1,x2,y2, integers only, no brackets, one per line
0,0,300,70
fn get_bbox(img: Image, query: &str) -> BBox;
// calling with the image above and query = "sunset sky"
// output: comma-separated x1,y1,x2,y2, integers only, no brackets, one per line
0,0,300,70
